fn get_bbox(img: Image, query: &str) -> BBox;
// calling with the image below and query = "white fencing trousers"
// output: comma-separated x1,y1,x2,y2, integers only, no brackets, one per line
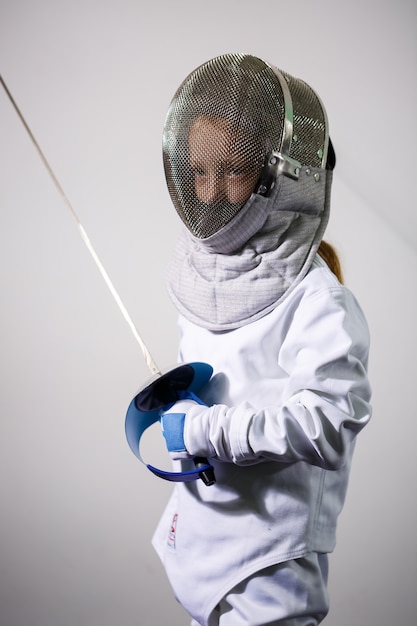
190,553,329,626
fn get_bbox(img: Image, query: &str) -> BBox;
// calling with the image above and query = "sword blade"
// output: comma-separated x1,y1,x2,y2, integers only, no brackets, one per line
1,74,161,377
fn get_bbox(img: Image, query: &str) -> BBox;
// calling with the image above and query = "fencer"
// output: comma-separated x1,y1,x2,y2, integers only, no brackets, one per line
148,53,372,626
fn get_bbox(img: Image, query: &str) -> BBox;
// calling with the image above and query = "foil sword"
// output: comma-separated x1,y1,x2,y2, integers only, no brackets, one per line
1,74,215,486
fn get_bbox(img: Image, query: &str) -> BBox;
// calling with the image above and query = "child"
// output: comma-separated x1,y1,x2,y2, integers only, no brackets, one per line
152,53,372,626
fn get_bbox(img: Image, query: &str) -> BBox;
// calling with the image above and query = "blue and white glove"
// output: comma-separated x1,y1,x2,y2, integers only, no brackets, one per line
160,392,207,460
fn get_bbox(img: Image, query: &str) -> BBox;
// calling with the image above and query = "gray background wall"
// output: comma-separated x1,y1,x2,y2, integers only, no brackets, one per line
1,1,416,624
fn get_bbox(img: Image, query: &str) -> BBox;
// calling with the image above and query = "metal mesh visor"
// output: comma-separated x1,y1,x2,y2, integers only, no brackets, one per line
163,53,328,239
163,54,286,239
281,71,327,169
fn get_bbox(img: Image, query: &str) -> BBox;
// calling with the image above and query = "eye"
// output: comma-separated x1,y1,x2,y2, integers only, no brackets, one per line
227,164,254,178
228,166,244,177
192,166,206,178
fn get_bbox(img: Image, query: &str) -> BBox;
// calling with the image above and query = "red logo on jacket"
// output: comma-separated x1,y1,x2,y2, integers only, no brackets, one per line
168,513,178,549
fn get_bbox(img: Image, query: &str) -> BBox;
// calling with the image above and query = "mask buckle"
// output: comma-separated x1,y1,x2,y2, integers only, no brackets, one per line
255,151,301,197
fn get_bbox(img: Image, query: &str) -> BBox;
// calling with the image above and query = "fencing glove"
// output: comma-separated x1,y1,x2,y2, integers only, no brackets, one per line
161,393,208,461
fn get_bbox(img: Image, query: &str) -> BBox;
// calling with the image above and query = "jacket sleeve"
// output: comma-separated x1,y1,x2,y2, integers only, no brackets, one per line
183,286,372,470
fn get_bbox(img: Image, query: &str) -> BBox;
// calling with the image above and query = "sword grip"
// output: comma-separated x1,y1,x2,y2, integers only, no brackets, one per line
194,457,216,486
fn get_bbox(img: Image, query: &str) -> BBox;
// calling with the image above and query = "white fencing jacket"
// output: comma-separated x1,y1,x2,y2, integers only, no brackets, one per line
152,255,372,624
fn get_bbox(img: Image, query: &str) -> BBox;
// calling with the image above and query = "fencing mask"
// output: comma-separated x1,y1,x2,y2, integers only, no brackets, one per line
164,53,334,330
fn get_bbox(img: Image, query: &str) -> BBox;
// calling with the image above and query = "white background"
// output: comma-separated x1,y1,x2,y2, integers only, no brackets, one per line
0,1,416,624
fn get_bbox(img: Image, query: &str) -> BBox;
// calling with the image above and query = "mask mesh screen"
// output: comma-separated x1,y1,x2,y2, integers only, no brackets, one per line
282,71,327,169
163,54,327,239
